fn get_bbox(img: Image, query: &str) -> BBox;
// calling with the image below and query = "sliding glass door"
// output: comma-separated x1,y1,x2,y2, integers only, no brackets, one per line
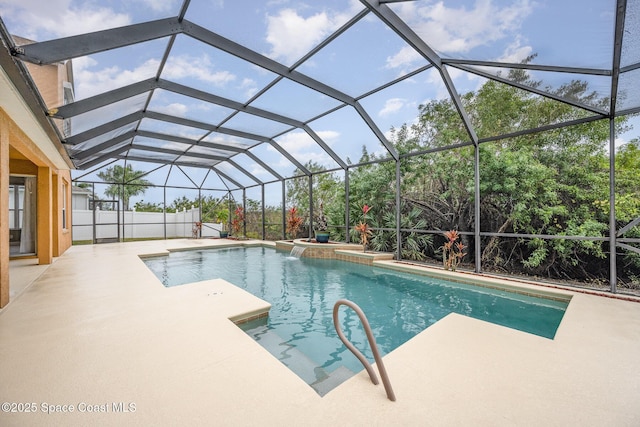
8,175,36,257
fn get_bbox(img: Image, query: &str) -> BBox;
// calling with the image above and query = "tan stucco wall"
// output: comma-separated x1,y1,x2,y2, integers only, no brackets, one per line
52,171,72,257
0,109,72,307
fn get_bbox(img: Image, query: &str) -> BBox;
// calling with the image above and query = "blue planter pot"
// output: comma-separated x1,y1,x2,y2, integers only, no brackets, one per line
315,232,330,243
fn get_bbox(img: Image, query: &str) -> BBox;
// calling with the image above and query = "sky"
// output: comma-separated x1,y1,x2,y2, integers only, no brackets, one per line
1,0,637,207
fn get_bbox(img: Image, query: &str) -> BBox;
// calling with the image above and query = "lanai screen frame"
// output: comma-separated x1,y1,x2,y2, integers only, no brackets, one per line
1,0,639,293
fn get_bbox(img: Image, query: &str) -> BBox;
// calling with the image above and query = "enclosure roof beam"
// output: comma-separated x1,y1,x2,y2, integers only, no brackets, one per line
65,110,263,153
359,0,441,68
129,138,260,185
226,159,263,185
65,111,144,145
14,18,181,64
245,151,283,181
353,102,399,160
211,168,243,189
76,143,133,170
303,125,348,169
183,20,356,105
440,66,479,145
450,63,610,116
51,78,156,118
129,143,225,161
442,58,611,76
71,131,135,161
156,80,305,128
137,130,216,148
359,0,477,145
609,0,627,117
268,140,310,175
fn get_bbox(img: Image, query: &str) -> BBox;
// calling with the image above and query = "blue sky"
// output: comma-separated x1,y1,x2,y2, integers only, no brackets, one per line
1,0,637,207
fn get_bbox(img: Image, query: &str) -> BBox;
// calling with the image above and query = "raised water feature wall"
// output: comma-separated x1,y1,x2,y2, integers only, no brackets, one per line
275,239,393,265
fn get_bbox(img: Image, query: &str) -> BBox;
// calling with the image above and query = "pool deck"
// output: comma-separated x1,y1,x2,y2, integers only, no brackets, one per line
2,239,639,426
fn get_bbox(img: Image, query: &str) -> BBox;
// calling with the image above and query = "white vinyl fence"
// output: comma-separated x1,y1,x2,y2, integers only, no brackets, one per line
72,207,224,242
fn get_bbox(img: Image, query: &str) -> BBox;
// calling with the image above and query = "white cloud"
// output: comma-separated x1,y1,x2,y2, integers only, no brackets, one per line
264,2,360,64
163,55,237,86
495,37,534,64
379,98,406,117
154,103,189,117
73,56,159,99
265,9,334,64
385,46,424,73
392,0,533,61
239,78,259,99
268,130,340,169
138,0,180,14
273,131,319,154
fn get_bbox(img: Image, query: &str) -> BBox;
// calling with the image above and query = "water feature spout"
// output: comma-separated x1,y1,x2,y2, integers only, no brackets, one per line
290,246,306,258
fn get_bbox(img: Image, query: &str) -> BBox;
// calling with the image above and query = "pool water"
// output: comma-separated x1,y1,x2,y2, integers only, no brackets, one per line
143,246,568,395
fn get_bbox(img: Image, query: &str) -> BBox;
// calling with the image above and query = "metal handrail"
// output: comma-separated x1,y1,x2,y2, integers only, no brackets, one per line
333,299,396,401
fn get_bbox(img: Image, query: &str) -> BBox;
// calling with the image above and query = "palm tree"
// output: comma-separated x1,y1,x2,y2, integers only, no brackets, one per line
97,164,151,211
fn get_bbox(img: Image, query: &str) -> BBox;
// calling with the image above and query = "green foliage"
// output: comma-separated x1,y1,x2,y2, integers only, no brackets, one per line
279,62,638,286
365,202,432,261
96,164,151,211
133,200,163,212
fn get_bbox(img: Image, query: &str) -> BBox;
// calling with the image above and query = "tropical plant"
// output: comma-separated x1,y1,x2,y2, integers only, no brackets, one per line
354,204,372,250
367,202,433,260
441,230,466,271
96,164,151,211
286,206,304,239
231,206,244,237
315,203,328,232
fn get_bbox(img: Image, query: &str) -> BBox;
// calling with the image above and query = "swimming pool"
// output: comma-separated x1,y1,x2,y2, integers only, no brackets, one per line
143,246,568,395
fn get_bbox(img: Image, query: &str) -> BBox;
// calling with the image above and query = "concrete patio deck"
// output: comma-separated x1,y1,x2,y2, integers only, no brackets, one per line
2,239,639,426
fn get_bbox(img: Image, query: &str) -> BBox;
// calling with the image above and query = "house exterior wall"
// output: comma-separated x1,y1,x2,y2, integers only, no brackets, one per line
1,109,73,257
1,111,74,307
0,36,74,308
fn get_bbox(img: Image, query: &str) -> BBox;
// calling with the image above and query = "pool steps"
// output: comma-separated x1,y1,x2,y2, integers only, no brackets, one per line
242,321,357,396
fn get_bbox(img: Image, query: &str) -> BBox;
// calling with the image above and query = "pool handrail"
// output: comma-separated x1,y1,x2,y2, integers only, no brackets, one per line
332,299,396,401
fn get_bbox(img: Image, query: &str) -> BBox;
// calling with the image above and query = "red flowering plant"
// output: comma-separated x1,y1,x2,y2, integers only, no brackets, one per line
354,204,373,251
286,206,304,239
442,230,466,271
231,206,244,237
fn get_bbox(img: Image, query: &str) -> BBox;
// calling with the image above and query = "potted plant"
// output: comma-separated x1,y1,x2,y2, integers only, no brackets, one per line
314,203,330,243
216,209,229,238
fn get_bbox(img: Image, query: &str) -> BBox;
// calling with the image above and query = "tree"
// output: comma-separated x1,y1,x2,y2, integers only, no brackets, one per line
97,165,151,211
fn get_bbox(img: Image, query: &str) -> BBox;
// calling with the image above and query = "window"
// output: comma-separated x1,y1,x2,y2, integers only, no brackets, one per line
62,81,74,137
62,180,68,230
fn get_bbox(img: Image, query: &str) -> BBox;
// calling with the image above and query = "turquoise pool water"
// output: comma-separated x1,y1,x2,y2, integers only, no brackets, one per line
143,246,568,395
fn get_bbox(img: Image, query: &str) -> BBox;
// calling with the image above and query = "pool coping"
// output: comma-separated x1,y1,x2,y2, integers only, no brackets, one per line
145,241,576,303
140,240,639,307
